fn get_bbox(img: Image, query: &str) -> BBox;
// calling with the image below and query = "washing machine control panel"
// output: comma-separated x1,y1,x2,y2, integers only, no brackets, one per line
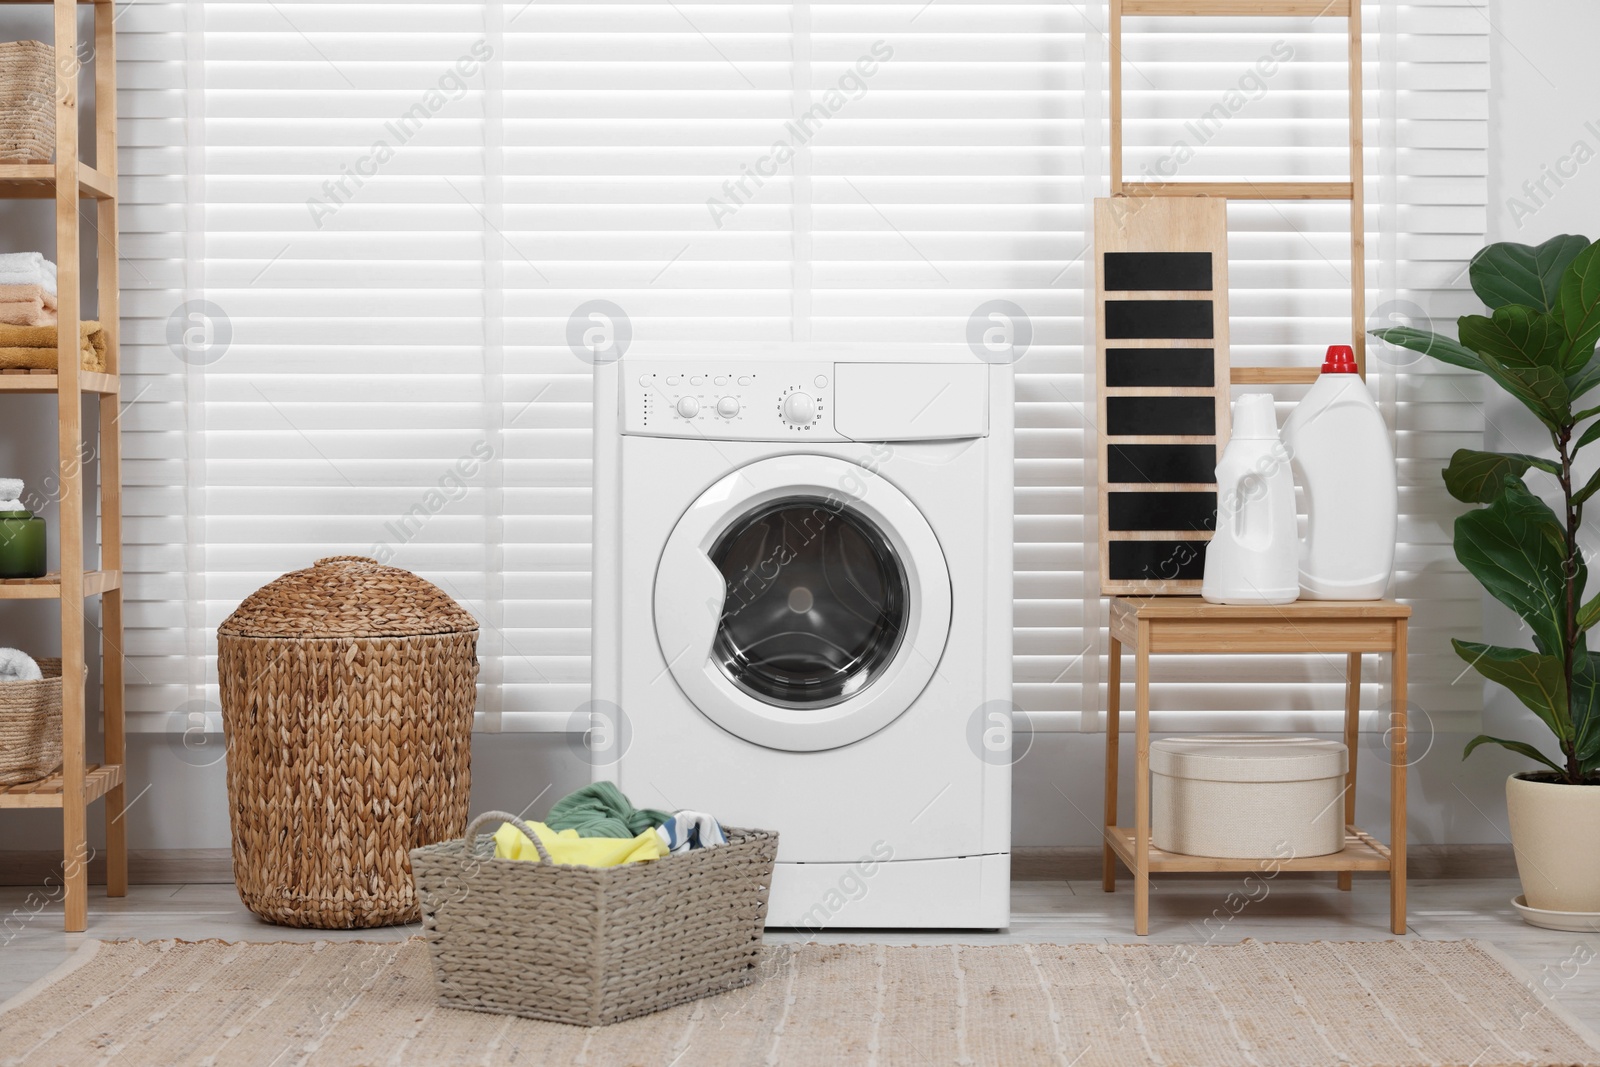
623,361,844,440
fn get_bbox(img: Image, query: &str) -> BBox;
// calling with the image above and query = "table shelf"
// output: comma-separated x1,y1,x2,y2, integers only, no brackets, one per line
0,571,122,599
1104,825,1392,875
0,764,124,809
0,370,119,394
0,163,115,200
1102,596,1411,935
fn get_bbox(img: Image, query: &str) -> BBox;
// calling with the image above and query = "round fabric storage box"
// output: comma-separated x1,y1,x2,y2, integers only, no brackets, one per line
1151,735,1347,859
218,556,479,928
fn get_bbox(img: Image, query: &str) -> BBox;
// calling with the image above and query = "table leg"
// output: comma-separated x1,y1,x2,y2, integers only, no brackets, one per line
1103,634,1122,893
1390,621,1408,934
1339,651,1361,892
1134,620,1152,936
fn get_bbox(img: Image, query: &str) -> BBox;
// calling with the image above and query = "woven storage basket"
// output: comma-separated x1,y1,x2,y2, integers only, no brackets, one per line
411,811,778,1026
217,556,478,929
0,658,62,786
0,41,54,163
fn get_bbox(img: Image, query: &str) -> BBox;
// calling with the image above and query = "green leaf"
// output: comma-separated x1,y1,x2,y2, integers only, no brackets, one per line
1453,640,1573,743
1499,362,1571,429
1369,322,1572,425
1580,592,1600,633
1459,307,1568,372
1575,420,1600,454
1570,652,1600,766
1441,449,1560,503
1463,734,1568,775
1568,359,1600,401
1453,479,1575,655
1368,326,1490,373
1558,239,1600,367
1470,234,1590,313
1575,466,1600,507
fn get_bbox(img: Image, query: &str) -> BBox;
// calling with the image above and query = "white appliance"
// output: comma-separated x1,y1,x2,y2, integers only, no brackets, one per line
592,348,1013,929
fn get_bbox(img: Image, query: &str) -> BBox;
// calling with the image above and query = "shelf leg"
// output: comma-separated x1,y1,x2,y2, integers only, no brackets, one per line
1390,621,1408,934
1133,619,1151,936
1339,651,1361,892
101,394,127,899
1103,633,1122,893
54,0,88,935
96,0,126,900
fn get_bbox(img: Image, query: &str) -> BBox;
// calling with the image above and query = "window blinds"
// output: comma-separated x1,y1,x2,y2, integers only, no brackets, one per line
113,1,1487,735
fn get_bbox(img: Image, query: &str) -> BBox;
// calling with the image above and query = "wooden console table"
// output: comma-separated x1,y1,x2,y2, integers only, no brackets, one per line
1102,597,1411,935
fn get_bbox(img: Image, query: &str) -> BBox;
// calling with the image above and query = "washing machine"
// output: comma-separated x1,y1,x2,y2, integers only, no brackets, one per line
592,348,1013,929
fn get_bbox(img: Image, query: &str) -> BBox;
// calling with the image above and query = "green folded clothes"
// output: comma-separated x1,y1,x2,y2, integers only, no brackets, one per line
545,781,671,839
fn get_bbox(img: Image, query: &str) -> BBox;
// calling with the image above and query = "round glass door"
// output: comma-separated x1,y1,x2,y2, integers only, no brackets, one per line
710,497,908,709
652,454,951,752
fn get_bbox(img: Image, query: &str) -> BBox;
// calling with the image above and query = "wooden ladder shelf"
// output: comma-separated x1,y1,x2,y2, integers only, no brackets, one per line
0,0,127,932
1109,0,1367,379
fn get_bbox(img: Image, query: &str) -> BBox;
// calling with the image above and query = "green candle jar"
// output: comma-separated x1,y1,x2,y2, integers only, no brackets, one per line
0,508,46,579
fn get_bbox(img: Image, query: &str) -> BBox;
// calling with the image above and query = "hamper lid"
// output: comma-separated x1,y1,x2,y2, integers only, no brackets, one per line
1150,735,1347,783
218,556,478,639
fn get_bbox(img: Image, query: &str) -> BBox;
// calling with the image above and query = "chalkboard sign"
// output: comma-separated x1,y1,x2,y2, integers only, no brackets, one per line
1095,197,1231,595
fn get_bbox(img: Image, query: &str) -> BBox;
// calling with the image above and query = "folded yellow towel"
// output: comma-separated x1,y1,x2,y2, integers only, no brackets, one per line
0,320,106,373
493,820,669,868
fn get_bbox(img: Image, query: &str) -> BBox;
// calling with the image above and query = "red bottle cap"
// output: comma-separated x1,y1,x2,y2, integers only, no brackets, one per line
1321,345,1359,374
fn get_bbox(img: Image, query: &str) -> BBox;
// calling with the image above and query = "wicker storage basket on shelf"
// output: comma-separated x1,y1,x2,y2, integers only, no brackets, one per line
217,556,478,929
0,658,62,786
0,41,54,163
411,812,779,1027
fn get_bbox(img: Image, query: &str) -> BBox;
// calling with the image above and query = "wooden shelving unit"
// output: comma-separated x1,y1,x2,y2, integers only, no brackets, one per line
1102,598,1411,936
0,0,127,931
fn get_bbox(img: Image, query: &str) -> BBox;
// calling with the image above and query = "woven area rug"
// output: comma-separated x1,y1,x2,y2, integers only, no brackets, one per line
3,939,1597,1066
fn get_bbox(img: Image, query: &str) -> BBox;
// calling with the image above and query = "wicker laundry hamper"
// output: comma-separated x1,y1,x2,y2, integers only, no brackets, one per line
0,42,54,163
411,812,779,1027
218,556,479,928
0,658,63,786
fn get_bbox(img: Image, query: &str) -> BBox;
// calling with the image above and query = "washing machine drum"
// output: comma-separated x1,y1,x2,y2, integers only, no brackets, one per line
654,456,952,752
711,498,907,708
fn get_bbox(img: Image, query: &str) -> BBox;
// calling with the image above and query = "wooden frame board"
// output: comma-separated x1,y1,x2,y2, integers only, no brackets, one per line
1095,196,1231,596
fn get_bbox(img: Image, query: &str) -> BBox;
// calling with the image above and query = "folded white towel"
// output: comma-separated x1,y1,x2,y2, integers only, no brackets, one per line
0,479,22,500
0,254,56,295
0,648,42,683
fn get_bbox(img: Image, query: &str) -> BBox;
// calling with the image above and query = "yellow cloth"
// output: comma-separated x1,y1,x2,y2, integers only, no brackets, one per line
493,820,668,869
0,320,107,372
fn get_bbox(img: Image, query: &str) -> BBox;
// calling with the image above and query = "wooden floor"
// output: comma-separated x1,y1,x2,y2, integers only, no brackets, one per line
2,879,1597,1033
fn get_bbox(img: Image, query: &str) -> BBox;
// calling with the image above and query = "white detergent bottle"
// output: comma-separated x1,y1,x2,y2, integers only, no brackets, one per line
1279,344,1397,600
1202,393,1299,605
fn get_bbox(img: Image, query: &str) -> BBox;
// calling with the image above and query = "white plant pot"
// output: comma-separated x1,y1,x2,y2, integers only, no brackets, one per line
1505,773,1600,914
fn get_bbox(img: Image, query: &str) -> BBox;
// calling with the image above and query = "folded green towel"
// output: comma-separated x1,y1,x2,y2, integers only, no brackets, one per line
545,782,671,839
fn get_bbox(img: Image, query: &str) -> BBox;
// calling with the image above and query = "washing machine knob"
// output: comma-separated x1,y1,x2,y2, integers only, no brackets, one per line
716,396,741,419
675,395,701,419
781,392,816,426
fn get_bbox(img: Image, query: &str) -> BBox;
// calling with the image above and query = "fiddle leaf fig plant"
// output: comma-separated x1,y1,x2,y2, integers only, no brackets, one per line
1373,233,1600,785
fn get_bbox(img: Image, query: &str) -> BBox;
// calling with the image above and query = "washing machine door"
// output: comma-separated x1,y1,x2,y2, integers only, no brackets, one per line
654,455,952,752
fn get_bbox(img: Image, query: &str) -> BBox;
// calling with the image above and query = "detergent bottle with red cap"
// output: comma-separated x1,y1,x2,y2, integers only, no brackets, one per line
1279,344,1398,600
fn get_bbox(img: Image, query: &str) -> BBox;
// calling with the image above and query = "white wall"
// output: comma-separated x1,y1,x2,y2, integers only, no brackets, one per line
1,1,1592,858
